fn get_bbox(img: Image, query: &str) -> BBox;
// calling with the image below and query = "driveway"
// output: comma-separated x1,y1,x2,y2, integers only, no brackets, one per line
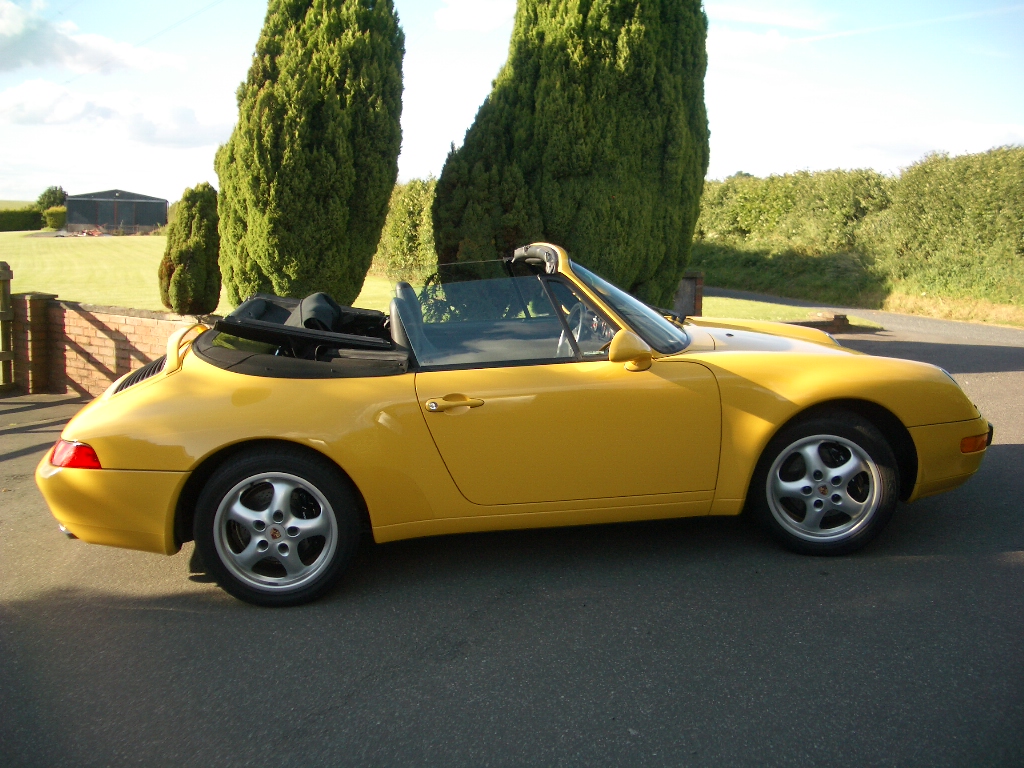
1,308,1022,767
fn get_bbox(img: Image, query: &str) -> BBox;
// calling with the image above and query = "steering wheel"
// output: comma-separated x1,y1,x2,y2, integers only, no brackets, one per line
555,302,586,357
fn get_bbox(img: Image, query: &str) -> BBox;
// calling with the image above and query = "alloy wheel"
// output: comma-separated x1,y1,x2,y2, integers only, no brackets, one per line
766,434,883,543
213,472,339,592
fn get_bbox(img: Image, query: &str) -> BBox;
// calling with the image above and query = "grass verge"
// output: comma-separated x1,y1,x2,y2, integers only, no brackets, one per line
0,231,884,326
0,231,392,316
882,292,1024,328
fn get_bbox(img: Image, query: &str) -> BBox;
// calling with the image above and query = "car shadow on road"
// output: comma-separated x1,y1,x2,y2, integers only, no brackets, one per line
5,441,1022,768
838,337,1024,374
180,443,1024,602
876,442,1024,555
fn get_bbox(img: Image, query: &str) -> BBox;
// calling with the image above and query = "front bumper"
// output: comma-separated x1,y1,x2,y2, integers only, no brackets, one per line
907,416,991,502
36,457,190,555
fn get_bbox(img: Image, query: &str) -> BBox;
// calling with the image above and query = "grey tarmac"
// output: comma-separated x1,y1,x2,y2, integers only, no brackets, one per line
1,304,1022,767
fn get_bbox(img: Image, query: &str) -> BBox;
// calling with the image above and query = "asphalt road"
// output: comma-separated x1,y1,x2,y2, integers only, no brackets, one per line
2,309,1022,767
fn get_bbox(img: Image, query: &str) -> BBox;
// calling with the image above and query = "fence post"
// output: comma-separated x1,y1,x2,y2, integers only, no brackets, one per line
672,270,704,318
0,262,13,392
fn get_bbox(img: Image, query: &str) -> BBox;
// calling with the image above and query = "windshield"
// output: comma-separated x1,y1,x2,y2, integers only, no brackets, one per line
571,263,689,354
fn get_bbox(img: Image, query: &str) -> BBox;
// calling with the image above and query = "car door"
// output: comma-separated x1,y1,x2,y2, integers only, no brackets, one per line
416,359,721,506
407,275,721,508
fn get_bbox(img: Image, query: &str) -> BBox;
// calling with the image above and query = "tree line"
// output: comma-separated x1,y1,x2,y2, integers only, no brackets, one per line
159,0,710,314
690,147,1024,310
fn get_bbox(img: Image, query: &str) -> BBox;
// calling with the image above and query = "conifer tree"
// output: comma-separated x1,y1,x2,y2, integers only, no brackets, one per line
159,183,221,315
433,0,709,305
217,0,404,306
37,185,67,211
371,178,438,282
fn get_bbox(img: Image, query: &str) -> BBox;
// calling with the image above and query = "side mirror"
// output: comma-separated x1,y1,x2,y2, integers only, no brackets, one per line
608,330,653,372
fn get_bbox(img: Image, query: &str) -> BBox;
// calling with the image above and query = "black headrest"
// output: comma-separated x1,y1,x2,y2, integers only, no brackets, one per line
285,293,343,332
394,282,423,324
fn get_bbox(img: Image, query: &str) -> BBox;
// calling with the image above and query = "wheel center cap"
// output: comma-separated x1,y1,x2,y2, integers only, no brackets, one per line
818,485,829,496
270,527,282,540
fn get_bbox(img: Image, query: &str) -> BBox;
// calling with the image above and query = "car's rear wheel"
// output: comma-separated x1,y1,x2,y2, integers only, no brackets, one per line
750,411,899,555
193,446,360,606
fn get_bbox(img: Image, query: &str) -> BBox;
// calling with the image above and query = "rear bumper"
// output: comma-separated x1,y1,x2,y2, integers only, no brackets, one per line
35,457,189,555
907,416,991,502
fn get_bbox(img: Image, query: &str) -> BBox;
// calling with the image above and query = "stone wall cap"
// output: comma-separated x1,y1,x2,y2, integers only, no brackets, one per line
12,292,59,300
57,300,220,323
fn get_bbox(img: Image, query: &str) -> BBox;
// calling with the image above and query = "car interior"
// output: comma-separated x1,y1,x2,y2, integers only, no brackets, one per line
193,249,616,378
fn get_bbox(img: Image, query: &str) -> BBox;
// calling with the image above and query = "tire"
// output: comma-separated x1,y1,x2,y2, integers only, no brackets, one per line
193,446,361,606
749,410,899,556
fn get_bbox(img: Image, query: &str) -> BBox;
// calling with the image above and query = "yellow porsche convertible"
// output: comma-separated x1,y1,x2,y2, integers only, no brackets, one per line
36,244,992,606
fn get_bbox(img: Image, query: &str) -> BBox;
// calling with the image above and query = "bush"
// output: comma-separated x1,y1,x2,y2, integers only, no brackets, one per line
0,208,43,232
694,147,1024,307
43,206,66,230
881,147,1024,305
216,0,404,307
158,183,221,315
433,0,710,306
37,186,67,211
697,169,891,253
371,178,437,282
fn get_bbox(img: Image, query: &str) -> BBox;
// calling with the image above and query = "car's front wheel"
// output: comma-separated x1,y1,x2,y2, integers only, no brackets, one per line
193,446,361,606
750,411,899,555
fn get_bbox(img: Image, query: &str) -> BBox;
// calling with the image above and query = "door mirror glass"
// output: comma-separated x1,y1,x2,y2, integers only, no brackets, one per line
608,330,653,372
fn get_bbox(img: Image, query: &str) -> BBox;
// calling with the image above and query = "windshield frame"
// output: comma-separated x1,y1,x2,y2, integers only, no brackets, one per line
568,262,690,355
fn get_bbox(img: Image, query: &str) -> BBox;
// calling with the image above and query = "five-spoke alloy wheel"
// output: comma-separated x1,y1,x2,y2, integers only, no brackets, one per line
751,411,899,555
194,446,361,606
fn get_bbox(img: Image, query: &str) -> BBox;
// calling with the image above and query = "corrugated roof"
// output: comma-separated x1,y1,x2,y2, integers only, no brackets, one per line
66,189,167,203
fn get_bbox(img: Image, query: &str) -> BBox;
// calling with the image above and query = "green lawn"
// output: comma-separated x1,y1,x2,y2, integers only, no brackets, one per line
0,231,389,316
0,230,869,325
0,200,34,210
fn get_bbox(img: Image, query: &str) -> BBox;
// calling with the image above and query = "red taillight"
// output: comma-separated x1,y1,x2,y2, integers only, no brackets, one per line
50,440,102,469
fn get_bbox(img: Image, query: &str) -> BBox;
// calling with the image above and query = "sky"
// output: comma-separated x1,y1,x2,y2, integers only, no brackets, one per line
0,0,1022,202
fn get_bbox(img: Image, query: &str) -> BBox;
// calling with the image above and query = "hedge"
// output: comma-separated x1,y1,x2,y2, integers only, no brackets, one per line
0,208,43,232
694,147,1024,307
43,206,66,230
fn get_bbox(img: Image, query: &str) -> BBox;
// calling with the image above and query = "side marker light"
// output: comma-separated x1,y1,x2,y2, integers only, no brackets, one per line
960,434,989,454
51,440,102,469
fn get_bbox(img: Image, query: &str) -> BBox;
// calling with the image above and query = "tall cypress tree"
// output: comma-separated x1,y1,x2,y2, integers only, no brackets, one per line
433,0,709,306
216,0,404,306
371,178,438,282
159,182,221,315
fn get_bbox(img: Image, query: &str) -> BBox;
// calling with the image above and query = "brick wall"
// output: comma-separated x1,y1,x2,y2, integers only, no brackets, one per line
12,294,212,397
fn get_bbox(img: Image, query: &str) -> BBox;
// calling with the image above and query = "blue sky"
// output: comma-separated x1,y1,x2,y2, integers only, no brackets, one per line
0,0,1021,202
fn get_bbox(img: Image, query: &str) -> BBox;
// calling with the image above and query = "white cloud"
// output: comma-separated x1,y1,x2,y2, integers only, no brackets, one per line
704,63,1024,180
706,25,793,59
0,0,177,73
0,79,230,149
435,0,514,33
0,78,112,123
704,3,823,31
128,107,231,149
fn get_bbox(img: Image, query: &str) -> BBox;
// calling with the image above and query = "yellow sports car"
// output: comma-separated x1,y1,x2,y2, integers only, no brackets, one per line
36,244,992,606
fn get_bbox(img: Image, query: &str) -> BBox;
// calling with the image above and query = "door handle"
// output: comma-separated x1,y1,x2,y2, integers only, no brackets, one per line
425,395,485,413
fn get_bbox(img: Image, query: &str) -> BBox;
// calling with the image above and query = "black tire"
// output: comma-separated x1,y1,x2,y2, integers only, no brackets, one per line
749,410,899,556
193,445,361,606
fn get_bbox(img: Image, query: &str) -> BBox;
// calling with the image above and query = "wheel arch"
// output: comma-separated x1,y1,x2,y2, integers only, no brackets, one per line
768,398,918,502
173,439,371,547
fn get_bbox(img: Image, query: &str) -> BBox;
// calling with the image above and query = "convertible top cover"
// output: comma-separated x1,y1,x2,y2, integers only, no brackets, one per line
196,293,409,379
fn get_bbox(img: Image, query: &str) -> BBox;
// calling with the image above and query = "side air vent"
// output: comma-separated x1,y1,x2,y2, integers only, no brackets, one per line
114,355,166,394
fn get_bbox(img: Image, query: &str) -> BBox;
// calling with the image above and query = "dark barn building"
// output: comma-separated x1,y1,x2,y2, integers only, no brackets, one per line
66,189,168,234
